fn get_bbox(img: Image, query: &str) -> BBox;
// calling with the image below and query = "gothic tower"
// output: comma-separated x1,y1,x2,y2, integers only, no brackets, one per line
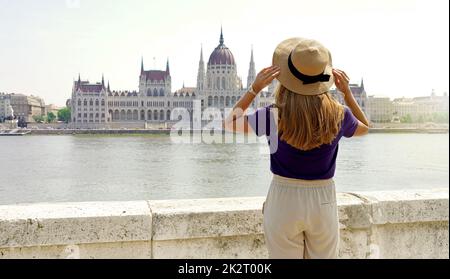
247,46,256,89
197,45,205,90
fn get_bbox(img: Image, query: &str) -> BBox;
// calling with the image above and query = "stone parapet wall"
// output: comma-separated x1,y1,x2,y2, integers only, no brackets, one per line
0,189,448,259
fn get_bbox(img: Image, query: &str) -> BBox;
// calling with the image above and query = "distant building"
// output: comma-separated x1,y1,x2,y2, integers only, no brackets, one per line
330,79,369,117
1,92,46,123
9,93,46,123
45,104,62,116
0,93,12,122
69,28,274,127
369,90,449,123
368,96,393,123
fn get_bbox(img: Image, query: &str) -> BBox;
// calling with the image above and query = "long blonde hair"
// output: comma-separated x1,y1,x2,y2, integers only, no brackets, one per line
274,84,344,151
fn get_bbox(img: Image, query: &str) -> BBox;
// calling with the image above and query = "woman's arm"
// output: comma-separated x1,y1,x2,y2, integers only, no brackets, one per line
332,69,370,136
223,66,280,133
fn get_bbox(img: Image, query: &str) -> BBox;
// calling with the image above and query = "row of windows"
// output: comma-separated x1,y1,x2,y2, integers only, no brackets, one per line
107,100,193,108
146,88,165,97
173,101,192,108
77,113,106,118
108,101,140,107
76,119,108,123
77,99,105,106
111,109,171,121
77,108,105,112
140,80,167,85
207,96,239,107
209,65,234,70
76,96,241,109
207,77,232,90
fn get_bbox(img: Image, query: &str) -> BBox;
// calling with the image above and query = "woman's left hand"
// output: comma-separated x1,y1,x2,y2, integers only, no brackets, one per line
252,66,280,93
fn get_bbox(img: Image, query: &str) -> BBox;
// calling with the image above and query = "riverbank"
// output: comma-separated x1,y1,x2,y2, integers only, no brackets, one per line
0,127,448,135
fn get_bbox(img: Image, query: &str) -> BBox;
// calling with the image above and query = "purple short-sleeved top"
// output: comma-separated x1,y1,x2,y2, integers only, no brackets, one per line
246,105,359,180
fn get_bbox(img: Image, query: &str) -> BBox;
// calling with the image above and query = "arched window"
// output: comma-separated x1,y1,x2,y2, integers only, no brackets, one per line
220,96,224,106
216,77,220,89
127,110,132,121
226,96,230,107
159,88,164,96
133,110,138,120
77,99,81,106
222,77,226,90
153,88,158,97
167,110,171,121
147,89,152,96
148,110,152,120
114,110,119,120
160,110,164,120
84,99,87,106
154,110,158,120
208,96,213,106
214,96,218,106
140,110,145,120
120,110,126,120
95,99,99,106
90,99,93,106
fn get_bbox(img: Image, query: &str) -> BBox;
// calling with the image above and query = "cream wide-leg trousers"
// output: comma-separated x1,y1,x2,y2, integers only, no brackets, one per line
263,174,339,259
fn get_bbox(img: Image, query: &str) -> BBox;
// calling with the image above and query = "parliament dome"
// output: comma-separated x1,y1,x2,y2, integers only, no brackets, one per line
208,29,236,66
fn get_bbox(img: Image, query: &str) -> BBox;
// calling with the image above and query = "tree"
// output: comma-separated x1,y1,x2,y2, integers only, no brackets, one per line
57,107,71,123
400,114,412,123
33,115,45,123
47,112,56,123
432,112,449,123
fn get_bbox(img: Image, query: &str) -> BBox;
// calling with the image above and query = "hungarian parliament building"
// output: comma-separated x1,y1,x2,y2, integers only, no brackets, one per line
68,29,368,127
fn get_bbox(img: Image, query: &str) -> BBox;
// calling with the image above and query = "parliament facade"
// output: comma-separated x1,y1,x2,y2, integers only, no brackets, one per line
69,29,276,128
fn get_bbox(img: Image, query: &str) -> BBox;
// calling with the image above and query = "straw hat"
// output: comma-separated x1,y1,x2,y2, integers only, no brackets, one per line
272,37,334,95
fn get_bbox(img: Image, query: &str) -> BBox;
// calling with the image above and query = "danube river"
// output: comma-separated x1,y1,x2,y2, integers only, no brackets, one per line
0,133,448,205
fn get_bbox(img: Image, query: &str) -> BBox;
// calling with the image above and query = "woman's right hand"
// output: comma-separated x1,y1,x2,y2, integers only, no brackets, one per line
252,66,280,94
332,69,352,98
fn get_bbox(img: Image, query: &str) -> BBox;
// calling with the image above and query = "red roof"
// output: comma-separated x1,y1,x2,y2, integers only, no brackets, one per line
141,70,169,81
208,45,235,66
74,81,104,93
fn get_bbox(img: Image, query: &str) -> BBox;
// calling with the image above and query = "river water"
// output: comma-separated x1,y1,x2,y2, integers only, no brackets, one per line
0,133,448,205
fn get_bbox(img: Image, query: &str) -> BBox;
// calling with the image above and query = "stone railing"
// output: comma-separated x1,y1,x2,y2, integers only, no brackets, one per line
0,189,448,259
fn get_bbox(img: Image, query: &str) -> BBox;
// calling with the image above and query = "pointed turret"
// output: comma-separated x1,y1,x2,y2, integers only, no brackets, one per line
101,74,105,88
141,56,144,73
197,45,205,90
361,78,365,90
166,58,170,74
219,26,224,45
75,73,81,91
247,46,256,89
107,81,111,92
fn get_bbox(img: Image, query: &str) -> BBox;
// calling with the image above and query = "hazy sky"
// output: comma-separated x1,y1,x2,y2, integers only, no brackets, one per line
0,0,448,106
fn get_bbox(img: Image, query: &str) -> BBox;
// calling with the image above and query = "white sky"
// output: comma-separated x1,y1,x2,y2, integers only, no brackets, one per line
0,0,448,106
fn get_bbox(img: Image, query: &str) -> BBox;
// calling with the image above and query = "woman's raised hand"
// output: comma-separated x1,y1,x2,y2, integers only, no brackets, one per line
252,66,281,94
332,69,352,98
